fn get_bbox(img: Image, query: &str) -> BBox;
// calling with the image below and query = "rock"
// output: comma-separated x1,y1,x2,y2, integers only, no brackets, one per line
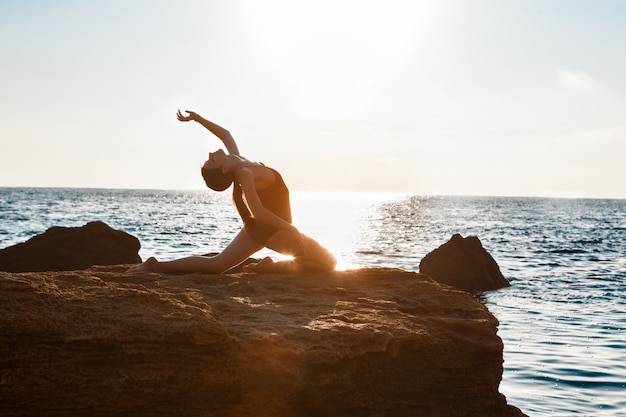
419,234,510,293
0,266,526,417
0,221,141,272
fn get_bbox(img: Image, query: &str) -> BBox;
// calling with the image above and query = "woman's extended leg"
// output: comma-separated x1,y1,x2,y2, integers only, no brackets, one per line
127,229,263,274
245,230,336,273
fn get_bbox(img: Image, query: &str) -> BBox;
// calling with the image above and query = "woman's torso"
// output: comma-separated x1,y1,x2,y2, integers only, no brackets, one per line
254,166,292,223
234,163,292,223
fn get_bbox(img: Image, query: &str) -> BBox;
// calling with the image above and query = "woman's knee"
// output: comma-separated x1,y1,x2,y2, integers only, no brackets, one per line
318,250,337,271
298,246,337,272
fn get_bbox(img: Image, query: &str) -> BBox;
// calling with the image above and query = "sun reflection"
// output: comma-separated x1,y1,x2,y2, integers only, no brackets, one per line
289,191,406,270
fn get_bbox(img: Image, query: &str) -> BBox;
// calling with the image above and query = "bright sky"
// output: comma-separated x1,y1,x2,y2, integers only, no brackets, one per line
1,0,625,198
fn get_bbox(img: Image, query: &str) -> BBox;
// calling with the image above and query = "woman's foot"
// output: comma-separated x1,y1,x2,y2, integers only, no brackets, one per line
126,256,160,273
243,256,275,273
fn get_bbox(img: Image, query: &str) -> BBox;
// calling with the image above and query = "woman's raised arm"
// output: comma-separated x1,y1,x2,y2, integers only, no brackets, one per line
177,110,240,156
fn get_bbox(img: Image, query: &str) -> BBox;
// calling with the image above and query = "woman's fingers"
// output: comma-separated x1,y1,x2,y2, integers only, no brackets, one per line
176,109,194,121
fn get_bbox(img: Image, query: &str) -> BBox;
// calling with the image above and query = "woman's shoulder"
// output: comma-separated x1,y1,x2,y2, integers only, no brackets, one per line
233,160,267,173
234,163,276,188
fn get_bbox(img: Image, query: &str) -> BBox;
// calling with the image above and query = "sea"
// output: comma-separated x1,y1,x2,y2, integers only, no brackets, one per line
1,187,625,416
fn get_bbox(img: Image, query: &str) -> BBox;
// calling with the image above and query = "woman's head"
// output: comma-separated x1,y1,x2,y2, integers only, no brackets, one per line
201,167,234,191
201,149,233,191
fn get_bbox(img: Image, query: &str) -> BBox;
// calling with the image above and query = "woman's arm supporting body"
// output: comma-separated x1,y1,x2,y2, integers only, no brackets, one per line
177,110,240,156
236,167,298,234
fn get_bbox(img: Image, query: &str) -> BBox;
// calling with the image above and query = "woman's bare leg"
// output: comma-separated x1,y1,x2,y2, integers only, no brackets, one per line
127,229,263,274
246,231,336,273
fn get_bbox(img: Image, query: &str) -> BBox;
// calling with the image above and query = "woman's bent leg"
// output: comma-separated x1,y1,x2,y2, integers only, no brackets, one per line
257,231,336,273
128,229,263,274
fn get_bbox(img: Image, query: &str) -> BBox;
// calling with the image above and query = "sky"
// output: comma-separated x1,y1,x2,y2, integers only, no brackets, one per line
1,0,625,198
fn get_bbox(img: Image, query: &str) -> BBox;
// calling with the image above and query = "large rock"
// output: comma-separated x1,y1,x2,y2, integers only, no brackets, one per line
0,221,141,272
0,266,526,417
419,234,511,293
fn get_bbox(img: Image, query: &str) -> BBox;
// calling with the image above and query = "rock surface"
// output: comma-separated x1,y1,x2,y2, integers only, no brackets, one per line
419,234,511,292
0,266,526,417
0,221,141,272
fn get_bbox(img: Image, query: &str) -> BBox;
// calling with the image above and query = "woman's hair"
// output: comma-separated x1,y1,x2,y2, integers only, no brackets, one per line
201,167,234,191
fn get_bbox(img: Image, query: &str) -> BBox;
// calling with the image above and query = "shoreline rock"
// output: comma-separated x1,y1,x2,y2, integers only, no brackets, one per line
0,266,526,417
0,221,141,272
420,234,511,293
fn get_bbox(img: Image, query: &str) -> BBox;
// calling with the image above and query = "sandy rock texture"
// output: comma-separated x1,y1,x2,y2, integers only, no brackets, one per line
0,266,526,417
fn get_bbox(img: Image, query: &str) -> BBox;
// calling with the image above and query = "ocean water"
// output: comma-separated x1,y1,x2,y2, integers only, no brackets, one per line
1,187,625,416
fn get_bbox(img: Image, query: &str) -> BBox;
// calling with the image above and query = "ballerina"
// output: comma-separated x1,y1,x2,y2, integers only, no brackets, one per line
128,110,336,274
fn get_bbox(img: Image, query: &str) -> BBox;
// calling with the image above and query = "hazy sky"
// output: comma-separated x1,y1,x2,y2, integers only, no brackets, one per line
1,0,625,198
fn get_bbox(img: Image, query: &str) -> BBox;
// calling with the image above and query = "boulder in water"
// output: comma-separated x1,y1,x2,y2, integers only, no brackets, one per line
419,234,510,292
0,221,141,272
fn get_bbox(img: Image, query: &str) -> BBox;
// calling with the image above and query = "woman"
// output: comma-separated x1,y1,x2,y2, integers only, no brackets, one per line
128,110,336,274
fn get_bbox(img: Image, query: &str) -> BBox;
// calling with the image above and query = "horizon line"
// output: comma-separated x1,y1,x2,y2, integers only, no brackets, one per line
1,185,624,201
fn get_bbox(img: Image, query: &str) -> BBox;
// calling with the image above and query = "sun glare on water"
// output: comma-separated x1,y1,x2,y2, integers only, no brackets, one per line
289,191,406,270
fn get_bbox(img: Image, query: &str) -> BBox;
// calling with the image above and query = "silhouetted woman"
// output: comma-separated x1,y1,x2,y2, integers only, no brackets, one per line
128,110,336,274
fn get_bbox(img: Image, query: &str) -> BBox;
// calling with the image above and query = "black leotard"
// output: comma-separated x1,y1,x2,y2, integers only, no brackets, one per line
232,166,292,245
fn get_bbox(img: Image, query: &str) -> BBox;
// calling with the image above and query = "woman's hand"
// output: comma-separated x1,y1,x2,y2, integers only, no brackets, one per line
176,109,198,122
177,109,240,155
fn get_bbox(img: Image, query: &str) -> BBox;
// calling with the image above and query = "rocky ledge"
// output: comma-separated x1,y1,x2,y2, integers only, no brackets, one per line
0,266,525,417
0,223,526,416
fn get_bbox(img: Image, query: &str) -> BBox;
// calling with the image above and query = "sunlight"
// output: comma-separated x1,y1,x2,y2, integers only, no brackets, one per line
290,191,406,270
238,0,439,121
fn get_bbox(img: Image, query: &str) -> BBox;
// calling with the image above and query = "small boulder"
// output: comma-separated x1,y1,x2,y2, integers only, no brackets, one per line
0,221,141,272
419,234,510,292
